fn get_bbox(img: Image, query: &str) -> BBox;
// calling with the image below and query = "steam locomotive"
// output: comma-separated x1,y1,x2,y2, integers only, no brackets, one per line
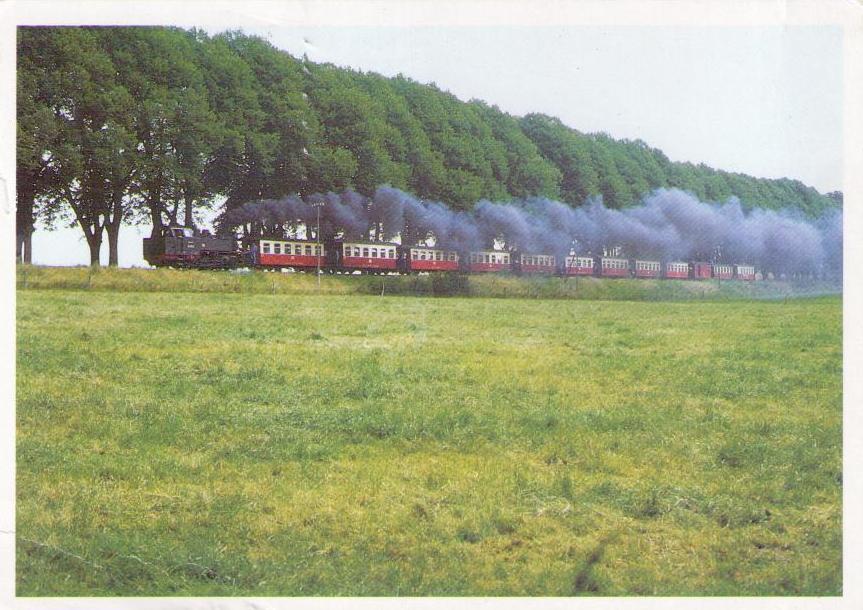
142,226,759,281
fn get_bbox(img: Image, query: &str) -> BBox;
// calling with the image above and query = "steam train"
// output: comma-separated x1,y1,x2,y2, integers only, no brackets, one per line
142,225,758,281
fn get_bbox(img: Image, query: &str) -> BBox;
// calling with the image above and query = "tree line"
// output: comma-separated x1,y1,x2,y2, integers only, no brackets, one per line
16,26,842,266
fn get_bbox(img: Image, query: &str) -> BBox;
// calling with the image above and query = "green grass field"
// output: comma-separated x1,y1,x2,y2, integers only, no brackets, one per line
16,263,840,301
16,276,842,596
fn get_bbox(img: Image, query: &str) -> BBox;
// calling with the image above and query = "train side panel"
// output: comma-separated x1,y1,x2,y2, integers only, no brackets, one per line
407,247,460,272
690,262,713,280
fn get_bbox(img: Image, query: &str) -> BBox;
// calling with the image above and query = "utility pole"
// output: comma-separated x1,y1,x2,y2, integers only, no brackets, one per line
312,201,324,291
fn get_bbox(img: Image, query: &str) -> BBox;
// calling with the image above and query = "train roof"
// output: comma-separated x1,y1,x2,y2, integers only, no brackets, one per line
334,239,401,246
406,244,459,251
255,237,320,242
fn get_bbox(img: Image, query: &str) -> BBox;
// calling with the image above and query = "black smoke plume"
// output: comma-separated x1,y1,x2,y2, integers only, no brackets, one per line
221,185,842,278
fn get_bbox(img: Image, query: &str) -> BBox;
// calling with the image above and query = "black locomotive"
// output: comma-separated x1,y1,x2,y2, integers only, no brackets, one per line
143,226,239,269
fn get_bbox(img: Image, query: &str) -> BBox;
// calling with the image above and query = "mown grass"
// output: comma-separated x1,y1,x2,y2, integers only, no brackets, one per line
16,264,839,301
16,288,841,596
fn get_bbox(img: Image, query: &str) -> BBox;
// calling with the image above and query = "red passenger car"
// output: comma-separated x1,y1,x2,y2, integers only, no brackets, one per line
633,260,661,279
735,264,756,280
563,255,595,276
664,261,689,279
337,241,399,272
599,257,630,278
518,253,556,274
254,238,324,269
713,264,734,280
407,247,459,272
467,250,511,273
690,262,712,280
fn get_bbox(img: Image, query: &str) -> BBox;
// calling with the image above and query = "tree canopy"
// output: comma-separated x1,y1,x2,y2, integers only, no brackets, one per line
16,26,841,265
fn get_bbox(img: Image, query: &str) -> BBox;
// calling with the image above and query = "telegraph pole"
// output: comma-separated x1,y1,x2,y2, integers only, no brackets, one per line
312,201,324,291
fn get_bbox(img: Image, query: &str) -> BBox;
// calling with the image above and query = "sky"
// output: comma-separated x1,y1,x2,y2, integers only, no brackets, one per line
29,24,843,267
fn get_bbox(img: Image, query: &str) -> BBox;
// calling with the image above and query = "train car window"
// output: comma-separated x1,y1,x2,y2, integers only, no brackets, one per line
262,242,270,254
274,243,281,254
420,252,426,260
362,248,369,257
370,248,377,258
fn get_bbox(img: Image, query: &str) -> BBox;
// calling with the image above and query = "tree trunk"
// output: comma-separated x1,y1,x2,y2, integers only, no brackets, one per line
16,172,36,264
23,226,33,264
148,176,164,238
106,223,120,267
184,188,194,228
150,204,162,238
86,229,103,267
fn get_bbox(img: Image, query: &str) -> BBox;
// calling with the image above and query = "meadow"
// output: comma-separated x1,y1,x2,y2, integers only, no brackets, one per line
15,272,842,596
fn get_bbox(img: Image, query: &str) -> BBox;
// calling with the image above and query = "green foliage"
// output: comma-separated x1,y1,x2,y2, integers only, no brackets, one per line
17,27,840,266
17,287,841,595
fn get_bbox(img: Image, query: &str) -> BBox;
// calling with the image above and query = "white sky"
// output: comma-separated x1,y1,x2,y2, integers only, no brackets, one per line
30,24,844,267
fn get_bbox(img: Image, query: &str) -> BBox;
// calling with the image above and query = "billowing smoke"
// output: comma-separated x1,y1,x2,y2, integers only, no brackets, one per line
221,194,314,235
222,186,842,278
